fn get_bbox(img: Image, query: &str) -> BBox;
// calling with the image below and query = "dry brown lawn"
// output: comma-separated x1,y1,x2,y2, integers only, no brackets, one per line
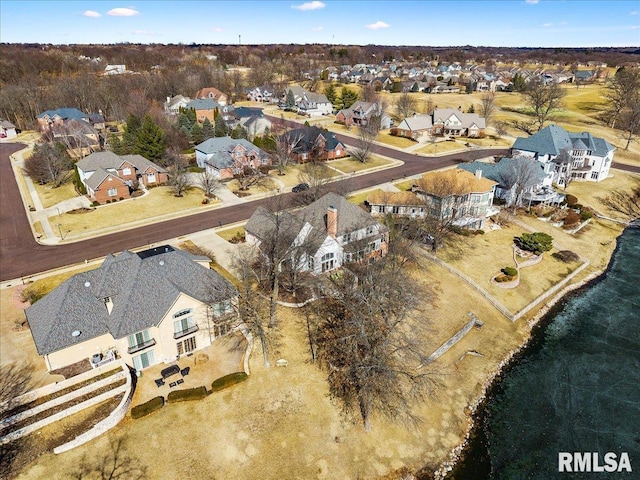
328,154,394,173
415,141,465,155
32,181,77,209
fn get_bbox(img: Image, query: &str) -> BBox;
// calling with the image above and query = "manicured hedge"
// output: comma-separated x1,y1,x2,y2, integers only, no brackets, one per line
167,386,208,403
501,267,518,277
131,396,164,419
211,372,248,392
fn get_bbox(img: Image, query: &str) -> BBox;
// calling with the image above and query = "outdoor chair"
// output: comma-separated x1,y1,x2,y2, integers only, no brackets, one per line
154,378,164,388
170,381,177,387
177,378,184,385
180,367,190,377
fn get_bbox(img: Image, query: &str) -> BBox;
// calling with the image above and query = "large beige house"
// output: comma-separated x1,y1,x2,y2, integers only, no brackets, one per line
26,246,239,372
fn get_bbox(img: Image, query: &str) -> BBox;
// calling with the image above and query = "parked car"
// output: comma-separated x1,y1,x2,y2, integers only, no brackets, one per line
292,183,309,193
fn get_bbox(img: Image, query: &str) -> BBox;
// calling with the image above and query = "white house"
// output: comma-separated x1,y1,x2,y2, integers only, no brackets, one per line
511,125,615,185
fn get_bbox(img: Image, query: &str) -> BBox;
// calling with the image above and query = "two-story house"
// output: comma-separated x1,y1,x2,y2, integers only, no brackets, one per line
286,126,347,162
76,151,168,203
511,125,614,185
194,87,229,105
411,169,498,229
245,192,388,275
25,246,239,372
281,86,332,117
335,101,392,130
195,136,271,179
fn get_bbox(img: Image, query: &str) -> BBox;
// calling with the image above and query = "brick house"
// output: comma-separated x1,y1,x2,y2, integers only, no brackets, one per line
286,126,347,162
194,87,229,105
195,136,271,179
77,151,168,203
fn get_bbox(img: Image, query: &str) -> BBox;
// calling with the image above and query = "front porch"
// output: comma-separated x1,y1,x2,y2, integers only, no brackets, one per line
130,332,248,407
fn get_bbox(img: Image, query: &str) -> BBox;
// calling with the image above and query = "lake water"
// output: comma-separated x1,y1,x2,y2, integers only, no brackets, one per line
447,226,640,479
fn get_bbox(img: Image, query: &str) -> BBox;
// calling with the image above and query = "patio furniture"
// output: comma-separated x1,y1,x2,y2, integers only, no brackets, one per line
169,381,177,387
154,378,165,388
276,359,288,367
177,379,184,385
180,367,190,377
161,364,180,379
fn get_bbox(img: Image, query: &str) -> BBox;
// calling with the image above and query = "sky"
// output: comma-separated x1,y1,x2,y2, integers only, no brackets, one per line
1,0,638,48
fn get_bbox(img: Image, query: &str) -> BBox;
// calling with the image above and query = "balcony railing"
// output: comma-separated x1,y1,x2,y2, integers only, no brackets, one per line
127,338,156,354
173,325,199,339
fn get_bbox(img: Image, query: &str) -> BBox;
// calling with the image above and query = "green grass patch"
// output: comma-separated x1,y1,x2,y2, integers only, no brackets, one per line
217,226,246,242
131,396,165,419
167,386,208,403
392,179,415,191
211,372,248,392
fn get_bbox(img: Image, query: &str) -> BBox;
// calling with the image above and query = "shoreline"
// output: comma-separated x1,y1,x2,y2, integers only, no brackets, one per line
429,231,625,479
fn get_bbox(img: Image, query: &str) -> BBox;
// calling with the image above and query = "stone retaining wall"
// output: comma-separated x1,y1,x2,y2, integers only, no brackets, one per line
53,364,134,454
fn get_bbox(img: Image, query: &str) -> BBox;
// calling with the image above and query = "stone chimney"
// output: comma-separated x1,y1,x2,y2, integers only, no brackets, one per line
475,169,483,179
326,206,338,238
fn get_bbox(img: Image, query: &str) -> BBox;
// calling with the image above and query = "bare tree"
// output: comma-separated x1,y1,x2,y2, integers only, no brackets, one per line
23,142,73,187
617,102,640,151
231,245,275,367
521,77,565,131
273,128,303,176
350,118,379,163
603,67,640,130
166,149,191,197
296,161,333,203
497,156,545,212
197,170,222,198
394,92,418,121
0,362,34,477
599,182,640,221
313,246,437,432
479,92,497,127
232,158,271,192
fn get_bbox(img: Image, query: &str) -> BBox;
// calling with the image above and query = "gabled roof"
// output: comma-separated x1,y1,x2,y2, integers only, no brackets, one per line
367,190,425,206
186,98,219,111
288,126,344,153
77,152,167,174
458,157,546,189
195,136,270,169
512,125,614,158
416,169,497,197
26,247,237,356
37,108,88,121
432,108,486,129
195,87,227,100
396,114,433,132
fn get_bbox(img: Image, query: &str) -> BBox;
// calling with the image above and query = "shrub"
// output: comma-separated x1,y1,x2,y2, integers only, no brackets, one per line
211,372,248,392
202,198,209,204
119,197,125,201
91,201,100,207
501,266,518,277
167,386,208,403
514,232,553,255
580,210,593,221
475,229,485,235
564,210,581,226
565,194,578,206
131,396,164,419
552,250,580,263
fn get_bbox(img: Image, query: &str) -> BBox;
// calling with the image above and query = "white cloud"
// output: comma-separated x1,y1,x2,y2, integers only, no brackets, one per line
312,26,323,31
108,7,139,17
83,10,101,18
631,11,638,15
291,1,325,11
210,27,224,32
366,20,390,30
632,25,639,30
526,0,540,4
542,22,553,27
560,21,568,25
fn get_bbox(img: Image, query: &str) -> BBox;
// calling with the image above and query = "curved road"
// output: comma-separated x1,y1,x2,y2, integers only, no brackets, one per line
2,129,638,282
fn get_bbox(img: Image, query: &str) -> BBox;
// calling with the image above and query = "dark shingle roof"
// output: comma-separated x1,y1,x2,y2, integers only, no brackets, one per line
288,126,343,154
37,108,88,121
512,125,614,158
26,247,237,356
195,136,270,169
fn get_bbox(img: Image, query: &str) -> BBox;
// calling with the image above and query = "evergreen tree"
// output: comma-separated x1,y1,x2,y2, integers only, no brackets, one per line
285,89,296,110
391,81,403,93
201,118,214,140
214,115,229,137
190,122,203,144
135,114,166,162
467,104,475,113
324,83,337,107
230,124,247,139
119,113,141,155
340,87,359,110
512,73,527,92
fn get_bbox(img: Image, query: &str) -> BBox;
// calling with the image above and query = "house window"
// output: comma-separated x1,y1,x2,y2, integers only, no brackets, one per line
366,225,375,235
122,167,131,175
212,299,233,317
342,233,353,243
127,329,156,354
591,171,599,180
392,206,400,214
307,257,315,271
107,188,117,197
177,336,197,356
132,350,155,371
147,173,156,183
173,310,197,339
321,252,335,272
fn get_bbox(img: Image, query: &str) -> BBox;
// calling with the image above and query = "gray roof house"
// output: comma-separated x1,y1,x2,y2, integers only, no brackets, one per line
245,192,389,275
194,136,271,178
26,246,239,372
511,125,614,184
